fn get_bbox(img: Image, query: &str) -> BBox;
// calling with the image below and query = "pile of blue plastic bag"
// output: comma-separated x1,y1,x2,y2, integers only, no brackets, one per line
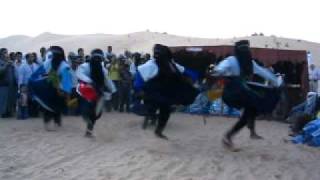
184,93,240,117
208,99,240,117
292,118,320,147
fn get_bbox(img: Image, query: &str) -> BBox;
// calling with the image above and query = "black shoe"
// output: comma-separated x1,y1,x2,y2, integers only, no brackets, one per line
84,130,95,138
155,131,169,140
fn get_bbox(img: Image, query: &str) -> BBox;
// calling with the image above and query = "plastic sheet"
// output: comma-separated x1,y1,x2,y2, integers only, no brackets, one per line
292,119,320,147
185,93,240,117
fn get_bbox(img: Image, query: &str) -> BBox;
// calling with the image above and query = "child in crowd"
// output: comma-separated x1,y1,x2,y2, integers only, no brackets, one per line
17,85,28,120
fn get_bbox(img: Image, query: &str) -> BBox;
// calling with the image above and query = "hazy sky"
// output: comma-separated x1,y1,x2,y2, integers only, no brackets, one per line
1,0,319,42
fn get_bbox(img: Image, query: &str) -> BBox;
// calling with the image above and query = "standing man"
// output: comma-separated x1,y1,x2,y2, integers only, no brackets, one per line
18,53,39,87
9,52,16,62
109,56,121,111
39,47,47,63
14,52,23,83
129,53,142,77
78,48,85,62
119,61,132,112
309,64,320,92
19,53,40,117
105,46,115,61
307,51,313,67
0,48,16,118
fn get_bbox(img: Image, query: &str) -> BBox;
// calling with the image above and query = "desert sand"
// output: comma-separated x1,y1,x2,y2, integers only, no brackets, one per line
0,31,319,66
0,113,319,180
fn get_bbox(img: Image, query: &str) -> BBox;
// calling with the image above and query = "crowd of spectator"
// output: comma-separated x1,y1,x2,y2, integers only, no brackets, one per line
0,46,151,119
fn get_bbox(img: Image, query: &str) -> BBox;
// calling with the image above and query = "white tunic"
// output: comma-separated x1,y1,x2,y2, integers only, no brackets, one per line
76,63,116,93
307,52,313,66
137,59,185,82
214,56,281,87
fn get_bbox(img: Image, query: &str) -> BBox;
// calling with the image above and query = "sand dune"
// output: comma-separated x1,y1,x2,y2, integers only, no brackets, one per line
0,31,319,66
0,113,320,180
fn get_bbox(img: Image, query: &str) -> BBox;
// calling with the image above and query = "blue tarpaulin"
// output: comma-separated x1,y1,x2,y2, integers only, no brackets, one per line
184,93,240,117
292,118,320,147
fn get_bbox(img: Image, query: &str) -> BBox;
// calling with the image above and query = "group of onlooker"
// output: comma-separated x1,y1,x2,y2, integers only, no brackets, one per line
0,46,151,119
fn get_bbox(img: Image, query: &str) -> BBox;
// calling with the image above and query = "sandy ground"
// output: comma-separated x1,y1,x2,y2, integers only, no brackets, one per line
0,112,320,180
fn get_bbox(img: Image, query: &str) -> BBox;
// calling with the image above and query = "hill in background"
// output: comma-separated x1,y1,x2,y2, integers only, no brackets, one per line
0,31,318,65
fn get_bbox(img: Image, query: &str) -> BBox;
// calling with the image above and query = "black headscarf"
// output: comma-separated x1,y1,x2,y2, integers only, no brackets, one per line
234,40,253,77
133,53,142,67
89,54,105,90
49,46,66,71
153,44,177,78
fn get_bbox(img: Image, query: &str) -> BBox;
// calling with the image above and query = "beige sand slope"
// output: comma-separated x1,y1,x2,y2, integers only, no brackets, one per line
0,113,320,180
0,31,319,65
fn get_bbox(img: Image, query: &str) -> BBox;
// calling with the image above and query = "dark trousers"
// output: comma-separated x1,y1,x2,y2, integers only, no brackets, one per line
155,105,171,134
111,80,120,111
18,106,28,120
86,116,97,132
79,97,101,132
84,110,102,132
226,108,257,138
28,99,39,117
119,85,131,112
43,110,62,126
143,104,158,129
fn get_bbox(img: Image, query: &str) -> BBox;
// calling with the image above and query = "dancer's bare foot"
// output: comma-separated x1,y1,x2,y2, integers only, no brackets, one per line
155,131,169,140
84,130,95,138
250,133,264,140
222,135,240,152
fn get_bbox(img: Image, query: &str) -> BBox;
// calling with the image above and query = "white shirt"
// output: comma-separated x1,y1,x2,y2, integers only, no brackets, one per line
14,61,22,83
214,56,280,87
309,68,320,81
307,53,313,66
130,62,137,76
137,59,185,82
18,62,39,86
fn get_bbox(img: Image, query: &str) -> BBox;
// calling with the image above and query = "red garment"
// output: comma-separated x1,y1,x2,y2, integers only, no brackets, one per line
78,82,98,102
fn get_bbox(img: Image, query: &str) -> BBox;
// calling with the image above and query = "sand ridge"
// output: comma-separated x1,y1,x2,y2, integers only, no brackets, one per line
0,31,319,66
